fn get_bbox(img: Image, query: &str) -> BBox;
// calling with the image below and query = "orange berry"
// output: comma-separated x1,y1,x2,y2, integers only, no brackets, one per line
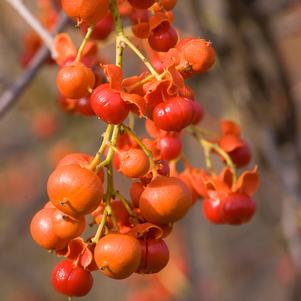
47,164,103,217
56,62,95,99
30,208,67,250
52,209,86,240
94,233,141,279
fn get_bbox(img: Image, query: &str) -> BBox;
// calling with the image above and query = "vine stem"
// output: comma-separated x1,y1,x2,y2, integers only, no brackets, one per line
110,0,124,67
91,208,108,244
5,0,56,58
200,139,215,176
96,125,120,169
91,0,125,243
89,124,113,171
75,25,95,62
119,36,160,79
200,138,237,183
122,125,157,176
114,191,138,222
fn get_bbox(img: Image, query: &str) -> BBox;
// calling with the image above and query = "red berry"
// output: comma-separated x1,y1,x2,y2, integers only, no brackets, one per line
90,84,129,124
73,97,95,116
202,198,224,224
81,13,113,40
228,142,251,168
191,101,204,124
128,0,155,9
137,239,169,274
51,260,93,297
153,97,194,132
221,194,256,225
148,22,178,52
158,134,182,160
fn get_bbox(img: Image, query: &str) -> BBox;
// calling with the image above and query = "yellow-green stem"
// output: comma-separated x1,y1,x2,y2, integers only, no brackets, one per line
115,191,138,222
97,125,120,170
89,124,113,171
110,0,124,67
119,36,160,79
200,138,237,183
128,112,135,130
75,25,95,62
91,208,108,244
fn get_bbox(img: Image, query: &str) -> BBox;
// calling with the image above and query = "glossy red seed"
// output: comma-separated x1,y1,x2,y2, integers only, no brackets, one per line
153,97,194,132
148,22,178,52
222,194,256,225
52,260,93,297
90,84,129,124
158,134,182,160
128,0,155,9
191,101,204,124
202,198,224,224
229,142,252,168
81,13,113,40
73,97,95,116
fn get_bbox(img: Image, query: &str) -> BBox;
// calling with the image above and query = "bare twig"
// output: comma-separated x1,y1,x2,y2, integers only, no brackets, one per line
0,11,68,118
5,0,56,57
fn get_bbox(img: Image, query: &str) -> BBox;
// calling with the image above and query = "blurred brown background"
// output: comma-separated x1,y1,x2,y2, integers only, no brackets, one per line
1,0,301,300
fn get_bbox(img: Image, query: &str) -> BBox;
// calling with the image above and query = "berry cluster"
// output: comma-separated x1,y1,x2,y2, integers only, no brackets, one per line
29,0,260,298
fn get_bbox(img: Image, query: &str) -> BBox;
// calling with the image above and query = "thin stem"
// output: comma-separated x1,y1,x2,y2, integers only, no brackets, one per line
122,125,156,175
200,138,237,182
75,25,95,62
89,124,113,171
115,191,137,220
128,112,135,130
96,125,120,170
5,0,56,58
189,125,219,139
119,36,160,79
200,139,215,176
0,12,68,118
91,208,108,244
105,164,118,230
110,0,124,67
